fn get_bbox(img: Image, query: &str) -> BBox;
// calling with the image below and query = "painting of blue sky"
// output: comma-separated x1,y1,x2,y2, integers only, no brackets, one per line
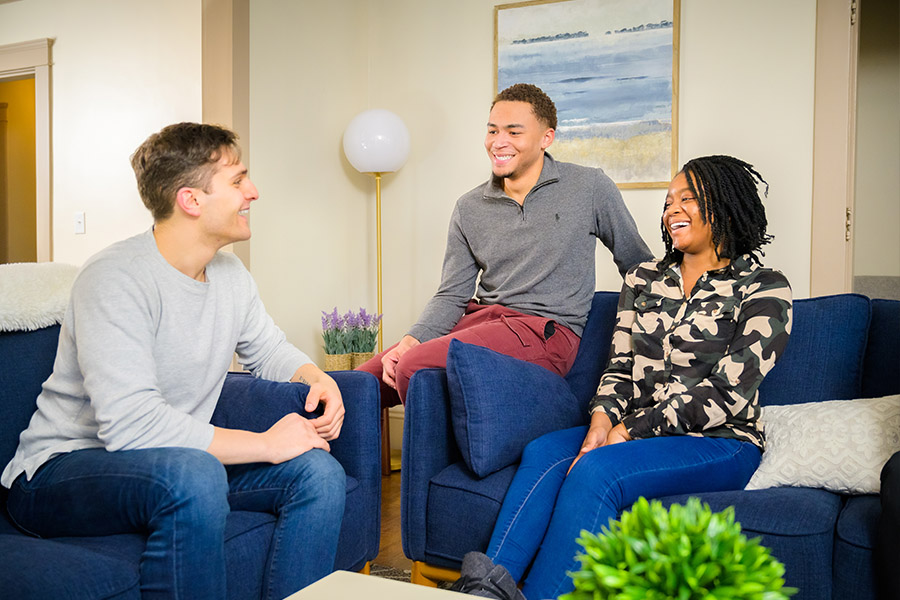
496,0,676,186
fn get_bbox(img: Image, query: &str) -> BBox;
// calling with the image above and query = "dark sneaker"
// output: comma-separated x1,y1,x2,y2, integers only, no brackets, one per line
449,551,496,593
470,564,526,600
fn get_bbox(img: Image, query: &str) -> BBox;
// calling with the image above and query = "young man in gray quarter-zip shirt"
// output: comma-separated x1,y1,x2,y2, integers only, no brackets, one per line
358,83,652,408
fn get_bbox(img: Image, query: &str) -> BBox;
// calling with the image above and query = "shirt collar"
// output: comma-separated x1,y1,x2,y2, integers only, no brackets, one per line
664,253,757,283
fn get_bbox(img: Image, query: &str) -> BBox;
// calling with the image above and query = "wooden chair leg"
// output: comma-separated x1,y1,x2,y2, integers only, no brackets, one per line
411,561,461,586
381,406,392,476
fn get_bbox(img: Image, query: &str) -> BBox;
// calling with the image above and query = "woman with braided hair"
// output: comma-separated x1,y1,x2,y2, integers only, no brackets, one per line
450,155,793,600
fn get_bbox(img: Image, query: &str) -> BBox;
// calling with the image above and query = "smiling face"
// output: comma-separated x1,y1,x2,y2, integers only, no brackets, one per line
195,152,259,248
484,100,554,184
663,171,715,257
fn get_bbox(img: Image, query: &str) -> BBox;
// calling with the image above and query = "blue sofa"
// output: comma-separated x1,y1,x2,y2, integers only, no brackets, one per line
401,292,900,600
0,323,381,599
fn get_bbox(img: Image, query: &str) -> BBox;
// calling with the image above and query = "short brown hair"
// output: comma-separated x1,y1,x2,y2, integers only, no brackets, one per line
492,83,557,130
130,122,240,221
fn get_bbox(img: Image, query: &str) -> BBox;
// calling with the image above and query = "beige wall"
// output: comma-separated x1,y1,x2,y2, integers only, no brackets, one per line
249,0,817,362
854,0,900,277
0,0,202,266
247,0,372,357
0,0,821,364
0,76,36,262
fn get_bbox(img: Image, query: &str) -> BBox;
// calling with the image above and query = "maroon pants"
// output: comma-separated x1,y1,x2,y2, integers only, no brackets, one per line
356,302,581,408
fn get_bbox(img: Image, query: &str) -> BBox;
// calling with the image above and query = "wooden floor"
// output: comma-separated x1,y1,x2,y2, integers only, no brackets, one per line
374,471,411,572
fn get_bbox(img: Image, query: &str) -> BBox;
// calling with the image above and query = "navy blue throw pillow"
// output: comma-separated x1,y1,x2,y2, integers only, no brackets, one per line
445,339,585,478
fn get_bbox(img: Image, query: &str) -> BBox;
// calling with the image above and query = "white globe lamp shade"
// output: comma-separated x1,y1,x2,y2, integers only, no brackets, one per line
342,109,410,173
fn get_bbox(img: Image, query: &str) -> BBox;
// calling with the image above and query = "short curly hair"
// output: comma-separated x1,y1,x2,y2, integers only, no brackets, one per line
492,83,557,130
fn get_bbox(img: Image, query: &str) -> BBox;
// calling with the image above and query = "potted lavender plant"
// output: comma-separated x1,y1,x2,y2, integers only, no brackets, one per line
321,307,383,371
349,308,382,369
321,308,351,371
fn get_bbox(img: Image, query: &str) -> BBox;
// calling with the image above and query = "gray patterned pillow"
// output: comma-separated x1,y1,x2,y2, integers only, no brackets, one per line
746,395,900,494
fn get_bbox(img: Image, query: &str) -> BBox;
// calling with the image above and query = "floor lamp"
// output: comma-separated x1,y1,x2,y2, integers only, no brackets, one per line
343,109,410,474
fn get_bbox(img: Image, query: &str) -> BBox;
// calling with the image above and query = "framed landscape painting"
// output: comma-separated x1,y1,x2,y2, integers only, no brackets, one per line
495,0,680,188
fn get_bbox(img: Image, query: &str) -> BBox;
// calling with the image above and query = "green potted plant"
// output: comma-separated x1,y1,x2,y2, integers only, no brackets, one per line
561,496,797,600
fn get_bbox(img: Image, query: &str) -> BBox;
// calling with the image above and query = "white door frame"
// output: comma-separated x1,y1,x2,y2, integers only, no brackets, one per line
0,38,52,262
810,0,859,296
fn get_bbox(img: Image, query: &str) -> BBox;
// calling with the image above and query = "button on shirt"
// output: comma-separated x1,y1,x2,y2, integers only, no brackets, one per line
590,254,793,449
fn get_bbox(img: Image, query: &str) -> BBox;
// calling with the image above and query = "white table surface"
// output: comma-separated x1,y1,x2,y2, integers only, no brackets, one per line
284,570,468,599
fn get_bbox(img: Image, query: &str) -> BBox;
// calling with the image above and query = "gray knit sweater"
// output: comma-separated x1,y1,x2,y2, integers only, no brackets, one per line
407,154,652,342
2,230,311,487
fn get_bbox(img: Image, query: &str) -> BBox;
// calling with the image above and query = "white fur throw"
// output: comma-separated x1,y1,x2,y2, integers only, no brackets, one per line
0,262,78,332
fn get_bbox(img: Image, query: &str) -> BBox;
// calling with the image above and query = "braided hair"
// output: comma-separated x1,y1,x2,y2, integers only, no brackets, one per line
661,155,773,267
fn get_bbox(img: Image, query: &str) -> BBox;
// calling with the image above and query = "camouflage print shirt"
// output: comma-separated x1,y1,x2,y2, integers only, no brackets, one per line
589,254,792,449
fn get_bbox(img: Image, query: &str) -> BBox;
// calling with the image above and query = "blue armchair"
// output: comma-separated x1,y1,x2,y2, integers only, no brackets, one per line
0,323,381,599
401,292,900,600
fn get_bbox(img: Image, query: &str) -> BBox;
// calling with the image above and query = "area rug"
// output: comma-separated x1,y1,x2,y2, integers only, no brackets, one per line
369,564,453,589
369,563,411,582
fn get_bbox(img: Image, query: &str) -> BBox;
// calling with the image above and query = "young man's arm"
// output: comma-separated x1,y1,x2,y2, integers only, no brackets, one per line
592,171,653,276
232,262,344,439
207,362,344,464
207,414,329,465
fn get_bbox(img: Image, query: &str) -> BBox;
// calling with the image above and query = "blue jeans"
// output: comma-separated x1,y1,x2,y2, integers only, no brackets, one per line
485,426,761,600
7,446,345,600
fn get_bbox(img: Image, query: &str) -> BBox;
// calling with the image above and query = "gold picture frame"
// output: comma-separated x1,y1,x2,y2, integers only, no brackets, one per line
495,0,680,189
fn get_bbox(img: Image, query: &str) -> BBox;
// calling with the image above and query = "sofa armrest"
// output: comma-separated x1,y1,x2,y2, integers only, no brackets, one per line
326,370,381,489
212,371,380,486
401,368,459,562
212,372,311,429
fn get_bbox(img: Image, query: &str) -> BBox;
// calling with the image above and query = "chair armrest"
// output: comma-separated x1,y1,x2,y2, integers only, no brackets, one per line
212,372,311,430
212,371,380,485
401,367,459,561
326,370,381,487
212,371,382,569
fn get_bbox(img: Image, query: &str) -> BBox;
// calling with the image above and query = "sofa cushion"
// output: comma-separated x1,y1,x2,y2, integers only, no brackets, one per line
746,395,900,494
0,509,277,600
836,494,880,550
660,488,842,600
0,534,140,599
834,495,880,600
660,487,842,536
445,340,584,478
758,294,870,406
426,461,518,566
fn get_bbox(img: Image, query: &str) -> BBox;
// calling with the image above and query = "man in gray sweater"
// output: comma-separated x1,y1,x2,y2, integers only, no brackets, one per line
2,123,346,599
358,84,652,408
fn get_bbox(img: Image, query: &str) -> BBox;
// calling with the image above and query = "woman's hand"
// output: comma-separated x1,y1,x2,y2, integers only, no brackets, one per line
567,412,613,475
605,423,632,445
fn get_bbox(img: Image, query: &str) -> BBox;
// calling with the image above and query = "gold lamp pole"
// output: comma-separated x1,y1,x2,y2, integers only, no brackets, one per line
343,109,410,475
374,172,383,353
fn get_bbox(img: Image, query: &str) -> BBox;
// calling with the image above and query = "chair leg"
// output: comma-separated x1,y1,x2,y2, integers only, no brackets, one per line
411,561,460,587
381,406,392,476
